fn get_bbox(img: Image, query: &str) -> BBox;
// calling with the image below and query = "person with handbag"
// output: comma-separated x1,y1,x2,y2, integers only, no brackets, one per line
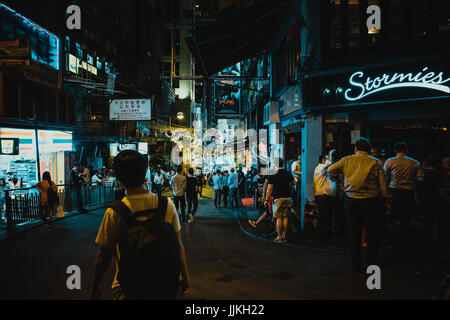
34,172,58,228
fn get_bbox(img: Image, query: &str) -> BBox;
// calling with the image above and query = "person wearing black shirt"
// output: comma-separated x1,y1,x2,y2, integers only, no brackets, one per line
197,171,204,197
238,168,245,200
265,158,294,242
418,155,447,248
70,163,86,212
186,168,199,223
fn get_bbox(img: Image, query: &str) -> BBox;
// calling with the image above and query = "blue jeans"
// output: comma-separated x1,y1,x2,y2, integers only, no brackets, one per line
229,188,239,208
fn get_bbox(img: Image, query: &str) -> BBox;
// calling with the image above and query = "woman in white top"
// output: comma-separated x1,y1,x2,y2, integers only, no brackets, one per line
34,172,58,227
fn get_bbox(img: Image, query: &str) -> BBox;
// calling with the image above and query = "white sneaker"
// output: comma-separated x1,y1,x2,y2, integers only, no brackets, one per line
189,214,194,223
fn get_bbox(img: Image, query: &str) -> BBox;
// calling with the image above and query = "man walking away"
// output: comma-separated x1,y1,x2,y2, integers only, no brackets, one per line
186,168,199,223
212,170,222,208
328,137,391,273
70,163,86,212
265,158,294,242
90,150,190,300
153,170,164,197
197,170,204,197
228,168,240,208
238,168,245,199
384,142,423,245
170,166,187,223
221,171,229,208
313,155,336,244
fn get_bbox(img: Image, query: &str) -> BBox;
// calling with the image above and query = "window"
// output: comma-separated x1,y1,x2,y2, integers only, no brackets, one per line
163,62,172,76
76,42,83,59
65,36,71,52
96,57,103,70
276,28,300,92
348,0,359,50
328,0,342,54
389,0,403,43
163,29,180,56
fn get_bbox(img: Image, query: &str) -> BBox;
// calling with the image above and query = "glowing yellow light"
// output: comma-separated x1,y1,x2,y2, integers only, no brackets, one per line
368,28,380,34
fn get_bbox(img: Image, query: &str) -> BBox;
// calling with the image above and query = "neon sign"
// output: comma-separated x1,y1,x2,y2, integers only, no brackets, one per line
345,67,450,101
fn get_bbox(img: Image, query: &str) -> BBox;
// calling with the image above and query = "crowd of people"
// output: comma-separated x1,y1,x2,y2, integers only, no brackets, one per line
313,138,450,272
240,138,450,272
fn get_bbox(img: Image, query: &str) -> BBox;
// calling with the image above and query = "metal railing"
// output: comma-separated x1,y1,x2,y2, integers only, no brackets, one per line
3,182,115,231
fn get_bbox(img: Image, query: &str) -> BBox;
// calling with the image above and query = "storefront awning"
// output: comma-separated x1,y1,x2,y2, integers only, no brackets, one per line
186,0,290,76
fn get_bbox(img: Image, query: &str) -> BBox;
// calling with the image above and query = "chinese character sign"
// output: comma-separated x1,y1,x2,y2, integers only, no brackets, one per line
110,99,152,121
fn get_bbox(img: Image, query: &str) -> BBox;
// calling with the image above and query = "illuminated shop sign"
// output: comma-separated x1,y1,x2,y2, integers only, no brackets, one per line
68,54,79,74
38,130,73,153
110,99,152,121
345,67,450,101
0,138,19,155
138,142,148,155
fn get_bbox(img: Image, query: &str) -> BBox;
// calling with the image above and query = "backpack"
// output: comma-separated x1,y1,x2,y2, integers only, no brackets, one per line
110,195,181,300
47,182,59,206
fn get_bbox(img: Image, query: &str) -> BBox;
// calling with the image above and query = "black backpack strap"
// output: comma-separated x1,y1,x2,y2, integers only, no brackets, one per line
156,195,168,220
110,201,134,226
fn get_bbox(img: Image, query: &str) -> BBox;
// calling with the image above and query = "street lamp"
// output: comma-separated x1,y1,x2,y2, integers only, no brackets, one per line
169,112,185,130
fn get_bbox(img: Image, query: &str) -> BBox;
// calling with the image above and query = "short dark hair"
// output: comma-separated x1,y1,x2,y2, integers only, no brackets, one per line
188,168,194,175
42,171,51,182
355,137,370,152
113,150,147,189
319,155,325,163
394,142,408,154
177,166,183,174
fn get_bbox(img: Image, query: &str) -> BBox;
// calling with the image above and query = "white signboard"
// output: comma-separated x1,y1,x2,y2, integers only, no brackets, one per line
110,99,152,121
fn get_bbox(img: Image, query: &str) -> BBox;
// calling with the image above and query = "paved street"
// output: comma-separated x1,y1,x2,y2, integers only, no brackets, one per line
0,189,447,300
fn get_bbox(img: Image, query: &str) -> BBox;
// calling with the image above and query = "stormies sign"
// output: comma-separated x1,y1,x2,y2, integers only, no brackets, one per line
345,67,450,101
303,59,450,108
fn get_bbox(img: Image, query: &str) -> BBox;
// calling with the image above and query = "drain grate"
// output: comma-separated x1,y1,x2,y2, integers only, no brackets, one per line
268,271,296,280
216,275,235,283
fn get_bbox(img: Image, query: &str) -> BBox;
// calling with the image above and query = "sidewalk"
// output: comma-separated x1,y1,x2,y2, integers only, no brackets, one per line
0,207,107,243
237,203,450,263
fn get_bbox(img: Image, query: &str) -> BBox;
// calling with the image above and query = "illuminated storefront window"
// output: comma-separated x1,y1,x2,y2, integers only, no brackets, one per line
0,128,72,187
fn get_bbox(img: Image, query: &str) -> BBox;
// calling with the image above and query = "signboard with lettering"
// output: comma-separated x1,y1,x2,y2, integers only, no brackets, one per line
303,59,450,107
110,99,152,121
282,85,302,116
215,63,241,116
0,138,19,155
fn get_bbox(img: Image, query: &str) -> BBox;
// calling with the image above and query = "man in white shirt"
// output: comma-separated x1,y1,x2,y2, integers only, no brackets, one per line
90,150,190,300
170,166,187,222
384,142,423,244
313,155,336,244
153,170,164,196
